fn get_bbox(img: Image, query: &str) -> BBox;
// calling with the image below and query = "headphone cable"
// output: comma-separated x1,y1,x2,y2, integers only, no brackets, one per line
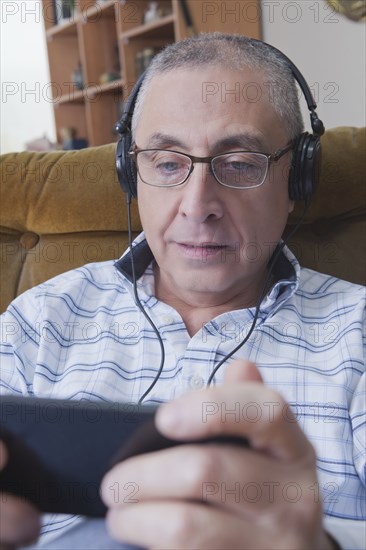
125,193,166,405
206,201,310,385
125,193,310,402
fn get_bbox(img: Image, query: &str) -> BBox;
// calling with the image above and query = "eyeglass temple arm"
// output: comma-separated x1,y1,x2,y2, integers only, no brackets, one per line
270,141,294,162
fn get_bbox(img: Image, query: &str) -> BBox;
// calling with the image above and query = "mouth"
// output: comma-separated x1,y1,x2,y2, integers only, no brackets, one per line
178,242,227,249
175,242,228,259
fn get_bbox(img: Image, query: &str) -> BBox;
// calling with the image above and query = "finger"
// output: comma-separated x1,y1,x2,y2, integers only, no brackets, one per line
156,383,310,461
101,441,316,516
106,500,273,550
0,493,40,546
223,359,263,384
101,443,228,507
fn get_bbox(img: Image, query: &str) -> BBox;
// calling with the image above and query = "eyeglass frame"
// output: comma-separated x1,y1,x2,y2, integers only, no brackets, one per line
128,141,294,189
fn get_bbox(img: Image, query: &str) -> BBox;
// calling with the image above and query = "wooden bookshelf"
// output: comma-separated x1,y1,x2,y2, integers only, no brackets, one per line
42,0,261,147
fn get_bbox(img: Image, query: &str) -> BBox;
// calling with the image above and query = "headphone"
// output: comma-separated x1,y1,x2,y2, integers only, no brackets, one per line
115,39,325,203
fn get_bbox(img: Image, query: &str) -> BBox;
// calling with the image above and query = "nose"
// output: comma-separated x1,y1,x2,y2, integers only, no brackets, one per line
178,162,224,223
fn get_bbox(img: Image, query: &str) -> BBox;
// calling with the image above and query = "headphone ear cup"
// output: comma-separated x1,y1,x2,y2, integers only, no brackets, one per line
303,133,321,200
288,133,306,201
115,72,146,199
123,130,138,198
288,132,321,202
116,130,137,198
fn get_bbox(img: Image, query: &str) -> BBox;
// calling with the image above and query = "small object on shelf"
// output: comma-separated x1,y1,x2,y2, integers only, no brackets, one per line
60,127,88,150
143,48,155,69
178,0,195,36
135,51,144,77
71,62,84,90
53,0,75,24
62,0,75,19
114,42,121,73
52,0,59,25
143,1,163,24
63,138,88,150
99,71,120,84
135,48,159,77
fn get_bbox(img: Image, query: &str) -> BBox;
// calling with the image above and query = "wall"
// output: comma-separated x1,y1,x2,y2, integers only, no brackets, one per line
1,1,57,153
261,0,366,132
1,1,365,153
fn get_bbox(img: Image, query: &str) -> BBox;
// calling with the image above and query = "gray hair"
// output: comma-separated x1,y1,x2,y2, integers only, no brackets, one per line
131,33,304,141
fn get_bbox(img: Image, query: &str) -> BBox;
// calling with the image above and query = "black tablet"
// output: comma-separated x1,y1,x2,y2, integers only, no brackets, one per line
0,395,249,517
0,396,158,516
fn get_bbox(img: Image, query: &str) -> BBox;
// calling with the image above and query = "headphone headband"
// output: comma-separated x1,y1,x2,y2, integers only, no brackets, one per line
247,39,324,136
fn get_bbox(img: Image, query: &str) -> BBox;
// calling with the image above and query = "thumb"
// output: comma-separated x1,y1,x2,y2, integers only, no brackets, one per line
223,359,263,384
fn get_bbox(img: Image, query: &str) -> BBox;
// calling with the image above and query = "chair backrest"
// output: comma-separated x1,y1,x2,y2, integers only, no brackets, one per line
0,126,364,313
286,126,365,285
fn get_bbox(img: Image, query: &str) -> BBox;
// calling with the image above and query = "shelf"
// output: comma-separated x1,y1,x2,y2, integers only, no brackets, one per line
121,13,175,40
56,78,124,105
57,89,85,105
96,78,124,93
42,0,262,147
45,0,116,37
46,18,77,38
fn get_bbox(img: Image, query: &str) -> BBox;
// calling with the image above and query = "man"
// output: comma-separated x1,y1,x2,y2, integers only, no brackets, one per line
0,34,365,549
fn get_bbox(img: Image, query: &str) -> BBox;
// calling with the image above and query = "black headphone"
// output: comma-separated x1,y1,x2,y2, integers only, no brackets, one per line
115,39,325,203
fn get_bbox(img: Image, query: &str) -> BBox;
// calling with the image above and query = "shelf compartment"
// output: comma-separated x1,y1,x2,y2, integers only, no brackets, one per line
121,13,175,40
85,92,123,146
53,102,88,145
119,36,173,83
46,32,84,99
80,8,120,85
46,18,78,37
44,0,116,36
116,0,173,34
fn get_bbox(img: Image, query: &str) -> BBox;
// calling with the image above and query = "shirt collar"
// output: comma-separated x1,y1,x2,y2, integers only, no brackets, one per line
115,232,299,312
115,232,153,282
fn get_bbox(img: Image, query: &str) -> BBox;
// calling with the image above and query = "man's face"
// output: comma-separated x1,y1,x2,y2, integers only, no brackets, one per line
135,66,294,306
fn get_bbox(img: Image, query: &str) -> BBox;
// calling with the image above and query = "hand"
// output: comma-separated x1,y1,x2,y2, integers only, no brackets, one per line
101,360,337,550
0,441,40,548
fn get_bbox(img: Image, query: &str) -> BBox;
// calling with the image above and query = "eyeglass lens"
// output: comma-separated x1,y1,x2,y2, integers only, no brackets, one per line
136,150,268,188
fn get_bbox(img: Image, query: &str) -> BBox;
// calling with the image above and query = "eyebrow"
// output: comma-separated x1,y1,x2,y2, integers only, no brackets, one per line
145,133,184,149
144,132,267,152
215,134,266,152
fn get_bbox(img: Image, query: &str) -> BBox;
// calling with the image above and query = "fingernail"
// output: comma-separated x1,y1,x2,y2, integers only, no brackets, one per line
156,401,186,435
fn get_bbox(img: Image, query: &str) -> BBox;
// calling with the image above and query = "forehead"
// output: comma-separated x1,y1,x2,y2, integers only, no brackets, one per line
146,65,267,100
135,66,288,150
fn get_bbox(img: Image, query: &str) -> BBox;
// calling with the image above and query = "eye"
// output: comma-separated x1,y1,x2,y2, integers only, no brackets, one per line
156,159,182,173
221,154,263,171
213,153,267,187
151,153,189,176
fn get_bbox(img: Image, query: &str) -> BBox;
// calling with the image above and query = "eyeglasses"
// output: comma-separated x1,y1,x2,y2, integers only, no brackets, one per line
129,142,293,189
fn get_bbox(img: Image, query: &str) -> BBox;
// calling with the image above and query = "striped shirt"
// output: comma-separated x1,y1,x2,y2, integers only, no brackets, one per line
1,232,365,549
